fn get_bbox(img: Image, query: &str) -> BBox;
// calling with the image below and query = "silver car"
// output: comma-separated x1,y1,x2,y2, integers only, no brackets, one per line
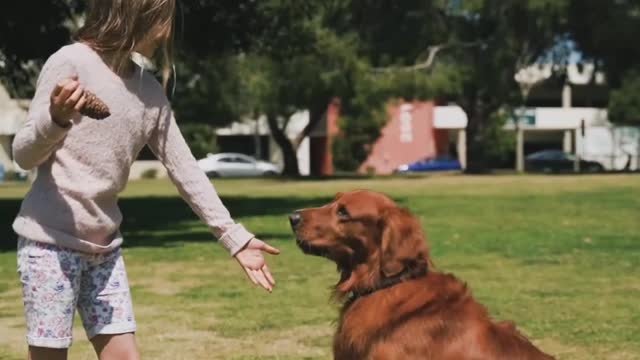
197,153,281,177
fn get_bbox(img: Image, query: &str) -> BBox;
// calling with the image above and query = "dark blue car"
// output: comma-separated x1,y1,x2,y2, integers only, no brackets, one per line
395,156,462,173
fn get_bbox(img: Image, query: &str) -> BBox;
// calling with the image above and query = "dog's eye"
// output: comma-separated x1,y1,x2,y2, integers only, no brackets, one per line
337,206,350,219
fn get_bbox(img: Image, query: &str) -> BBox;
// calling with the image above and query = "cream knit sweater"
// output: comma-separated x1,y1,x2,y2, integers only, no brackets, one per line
12,42,254,255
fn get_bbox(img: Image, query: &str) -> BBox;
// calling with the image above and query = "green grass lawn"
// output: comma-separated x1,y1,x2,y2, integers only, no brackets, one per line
0,174,639,359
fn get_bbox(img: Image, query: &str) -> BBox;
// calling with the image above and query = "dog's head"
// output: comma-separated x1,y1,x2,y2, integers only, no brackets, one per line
290,190,431,297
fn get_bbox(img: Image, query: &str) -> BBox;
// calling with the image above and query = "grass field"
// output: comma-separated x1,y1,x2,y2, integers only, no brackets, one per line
0,174,639,359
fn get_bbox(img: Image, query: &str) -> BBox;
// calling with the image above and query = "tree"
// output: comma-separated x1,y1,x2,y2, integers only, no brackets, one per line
228,25,365,176
1,0,338,176
174,1,327,176
332,0,570,172
567,0,640,89
0,0,305,98
2,0,575,175
170,57,246,126
175,1,378,177
227,1,454,175
608,72,640,126
0,1,84,97
567,0,640,125
179,123,219,159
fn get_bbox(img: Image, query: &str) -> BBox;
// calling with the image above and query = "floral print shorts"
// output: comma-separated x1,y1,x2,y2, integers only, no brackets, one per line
17,237,136,349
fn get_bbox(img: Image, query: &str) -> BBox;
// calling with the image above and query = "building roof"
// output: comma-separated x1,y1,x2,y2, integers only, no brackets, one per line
515,63,606,87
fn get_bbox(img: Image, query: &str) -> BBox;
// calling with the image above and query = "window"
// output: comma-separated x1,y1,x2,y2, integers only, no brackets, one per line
528,150,563,160
233,155,255,164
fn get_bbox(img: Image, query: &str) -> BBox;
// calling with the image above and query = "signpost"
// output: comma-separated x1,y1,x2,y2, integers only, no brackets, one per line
573,119,585,173
511,108,536,127
512,108,535,172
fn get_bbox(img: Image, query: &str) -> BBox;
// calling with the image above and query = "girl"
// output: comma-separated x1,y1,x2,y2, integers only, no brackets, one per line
12,1,279,359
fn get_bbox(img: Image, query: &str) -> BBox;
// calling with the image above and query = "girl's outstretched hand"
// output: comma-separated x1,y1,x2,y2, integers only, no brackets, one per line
234,238,280,292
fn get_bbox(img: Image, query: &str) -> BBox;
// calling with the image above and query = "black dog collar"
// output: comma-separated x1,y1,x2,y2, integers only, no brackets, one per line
346,267,428,306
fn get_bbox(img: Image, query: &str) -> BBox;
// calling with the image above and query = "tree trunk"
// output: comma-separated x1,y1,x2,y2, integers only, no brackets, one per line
266,113,300,177
293,102,327,148
463,99,493,174
266,101,329,178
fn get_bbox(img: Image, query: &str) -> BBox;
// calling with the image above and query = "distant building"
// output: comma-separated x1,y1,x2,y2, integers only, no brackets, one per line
510,63,639,171
359,102,467,175
358,63,639,174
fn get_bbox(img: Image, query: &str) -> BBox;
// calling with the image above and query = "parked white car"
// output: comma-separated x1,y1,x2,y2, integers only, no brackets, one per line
197,153,281,177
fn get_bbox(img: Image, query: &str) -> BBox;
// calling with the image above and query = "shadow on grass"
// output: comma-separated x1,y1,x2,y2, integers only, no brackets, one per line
0,195,332,252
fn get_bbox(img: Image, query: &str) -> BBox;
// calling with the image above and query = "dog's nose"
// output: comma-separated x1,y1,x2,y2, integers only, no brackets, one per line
289,211,302,228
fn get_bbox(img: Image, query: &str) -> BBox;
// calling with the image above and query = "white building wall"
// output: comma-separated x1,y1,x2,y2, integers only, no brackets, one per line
285,111,310,176
531,108,638,170
581,126,640,171
297,137,310,176
434,106,468,129
533,108,609,129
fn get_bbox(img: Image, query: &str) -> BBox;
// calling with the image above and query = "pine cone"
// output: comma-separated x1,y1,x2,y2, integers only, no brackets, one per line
80,90,111,120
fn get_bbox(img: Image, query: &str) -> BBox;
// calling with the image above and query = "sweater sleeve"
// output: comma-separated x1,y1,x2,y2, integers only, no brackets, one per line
147,106,255,256
12,51,75,170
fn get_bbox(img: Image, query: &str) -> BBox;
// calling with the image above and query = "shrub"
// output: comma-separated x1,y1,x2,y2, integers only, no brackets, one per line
179,123,219,159
141,168,158,179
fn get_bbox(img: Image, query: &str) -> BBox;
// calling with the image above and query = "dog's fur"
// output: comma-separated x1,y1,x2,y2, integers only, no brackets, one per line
290,190,555,360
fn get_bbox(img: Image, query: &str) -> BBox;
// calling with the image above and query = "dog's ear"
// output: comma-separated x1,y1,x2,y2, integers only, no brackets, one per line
380,207,430,277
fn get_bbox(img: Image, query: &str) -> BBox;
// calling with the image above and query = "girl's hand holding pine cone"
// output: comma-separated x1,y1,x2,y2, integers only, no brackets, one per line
50,75,111,127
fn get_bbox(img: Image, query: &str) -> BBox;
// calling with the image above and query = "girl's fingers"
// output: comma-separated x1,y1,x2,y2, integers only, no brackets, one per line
251,269,272,292
52,83,64,98
51,76,76,97
51,85,67,105
56,80,80,104
258,241,281,255
74,94,87,112
262,265,275,286
243,266,259,286
65,85,84,108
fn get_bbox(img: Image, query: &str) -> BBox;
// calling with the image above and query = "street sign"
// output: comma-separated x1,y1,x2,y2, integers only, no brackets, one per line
511,108,536,127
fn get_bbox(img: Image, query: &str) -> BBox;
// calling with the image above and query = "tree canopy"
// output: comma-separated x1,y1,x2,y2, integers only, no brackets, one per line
567,0,640,126
0,0,84,97
2,0,638,173
330,0,570,171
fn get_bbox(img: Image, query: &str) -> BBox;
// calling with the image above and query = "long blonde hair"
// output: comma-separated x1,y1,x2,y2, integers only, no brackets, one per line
75,0,176,89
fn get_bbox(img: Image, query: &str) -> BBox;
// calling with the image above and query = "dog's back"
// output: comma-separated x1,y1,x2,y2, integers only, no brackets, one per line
335,272,555,360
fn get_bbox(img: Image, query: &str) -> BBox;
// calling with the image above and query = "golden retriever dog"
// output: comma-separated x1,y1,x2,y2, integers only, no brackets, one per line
289,190,555,360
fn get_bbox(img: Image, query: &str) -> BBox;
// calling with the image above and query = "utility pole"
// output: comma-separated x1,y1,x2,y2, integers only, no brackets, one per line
574,119,585,173
516,109,524,173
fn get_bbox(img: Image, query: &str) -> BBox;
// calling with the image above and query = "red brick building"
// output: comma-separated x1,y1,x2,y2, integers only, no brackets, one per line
312,99,467,176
